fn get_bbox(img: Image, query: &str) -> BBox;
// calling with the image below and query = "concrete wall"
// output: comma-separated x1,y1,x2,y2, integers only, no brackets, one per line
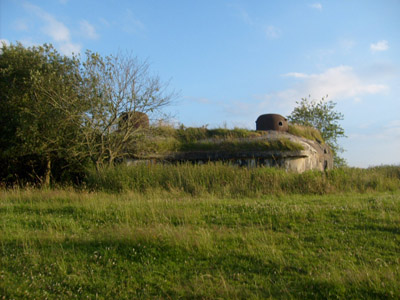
125,132,334,173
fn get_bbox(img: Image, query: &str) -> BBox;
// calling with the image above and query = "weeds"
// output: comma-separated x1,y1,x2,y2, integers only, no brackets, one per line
132,124,319,157
288,124,324,143
84,164,400,195
1,190,399,299
1,164,399,298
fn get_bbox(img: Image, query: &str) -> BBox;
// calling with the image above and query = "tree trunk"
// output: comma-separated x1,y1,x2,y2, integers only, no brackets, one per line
95,159,103,172
44,154,51,187
109,154,115,167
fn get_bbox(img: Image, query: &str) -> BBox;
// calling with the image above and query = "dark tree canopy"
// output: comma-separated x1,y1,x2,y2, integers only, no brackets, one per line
0,43,83,184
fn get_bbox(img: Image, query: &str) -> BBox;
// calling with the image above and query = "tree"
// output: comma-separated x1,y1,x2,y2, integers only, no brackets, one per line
287,95,347,167
0,43,84,185
0,43,175,184
78,51,176,169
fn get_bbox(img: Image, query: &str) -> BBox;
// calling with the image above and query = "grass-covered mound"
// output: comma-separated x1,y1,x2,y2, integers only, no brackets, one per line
132,124,323,158
178,138,304,152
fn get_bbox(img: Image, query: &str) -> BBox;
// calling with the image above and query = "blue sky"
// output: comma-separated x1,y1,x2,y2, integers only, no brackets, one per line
1,0,399,167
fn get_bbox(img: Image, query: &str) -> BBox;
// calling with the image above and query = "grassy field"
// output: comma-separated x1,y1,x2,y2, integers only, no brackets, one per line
1,186,399,299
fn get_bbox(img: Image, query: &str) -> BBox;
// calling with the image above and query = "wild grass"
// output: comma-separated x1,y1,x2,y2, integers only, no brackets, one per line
179,138,304,152
173,125,324,143
1,188,399,299
133,124,320,157
288,124,324,143
85,164,400,195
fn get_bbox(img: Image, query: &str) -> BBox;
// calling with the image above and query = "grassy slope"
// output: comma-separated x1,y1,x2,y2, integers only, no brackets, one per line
1,189,399,299
287,124,324,144
133,125,320,157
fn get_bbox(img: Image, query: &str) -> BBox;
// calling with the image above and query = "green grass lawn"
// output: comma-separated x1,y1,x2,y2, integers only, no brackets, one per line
1,189,399,299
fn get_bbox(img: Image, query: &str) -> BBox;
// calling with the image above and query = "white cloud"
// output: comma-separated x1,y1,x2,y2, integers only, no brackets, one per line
122,9,145,34
24,2,70,42
310,3,322,10
22,2,81,55
59,42,81,55
45,22,70,42
230,4,280,40
80,20,99,39
233,65,389,118
282,66,387,101
221,65,390,122
264,25,281,39
343,120,400,167
283,72,308,79
370,40,389,52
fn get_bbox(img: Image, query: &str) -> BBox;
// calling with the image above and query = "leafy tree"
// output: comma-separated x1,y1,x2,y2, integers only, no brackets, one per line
1,43,175,184
287,95,347,167
0,43,84,185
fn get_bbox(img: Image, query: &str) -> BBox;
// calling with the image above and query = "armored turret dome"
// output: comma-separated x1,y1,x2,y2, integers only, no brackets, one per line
256,114,288,132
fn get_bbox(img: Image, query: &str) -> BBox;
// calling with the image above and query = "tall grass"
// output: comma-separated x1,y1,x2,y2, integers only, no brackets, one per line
288,124,324,143
1,189,399,299
134,125,322,157
84,163,400,195
179,138,304,152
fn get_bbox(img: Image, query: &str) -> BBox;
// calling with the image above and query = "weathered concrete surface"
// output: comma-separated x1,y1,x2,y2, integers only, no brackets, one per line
264,131,334,172
127,131,333,173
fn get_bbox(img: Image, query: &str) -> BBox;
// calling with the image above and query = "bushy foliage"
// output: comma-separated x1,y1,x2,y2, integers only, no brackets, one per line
0,43,85,185
0,43,174,185
288,95,346,167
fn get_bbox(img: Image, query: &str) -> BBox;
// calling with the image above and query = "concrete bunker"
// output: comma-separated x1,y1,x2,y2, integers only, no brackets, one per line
125,112,334,173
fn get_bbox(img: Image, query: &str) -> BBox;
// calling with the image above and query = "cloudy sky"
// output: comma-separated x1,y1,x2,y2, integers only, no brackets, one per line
1,0,399,167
